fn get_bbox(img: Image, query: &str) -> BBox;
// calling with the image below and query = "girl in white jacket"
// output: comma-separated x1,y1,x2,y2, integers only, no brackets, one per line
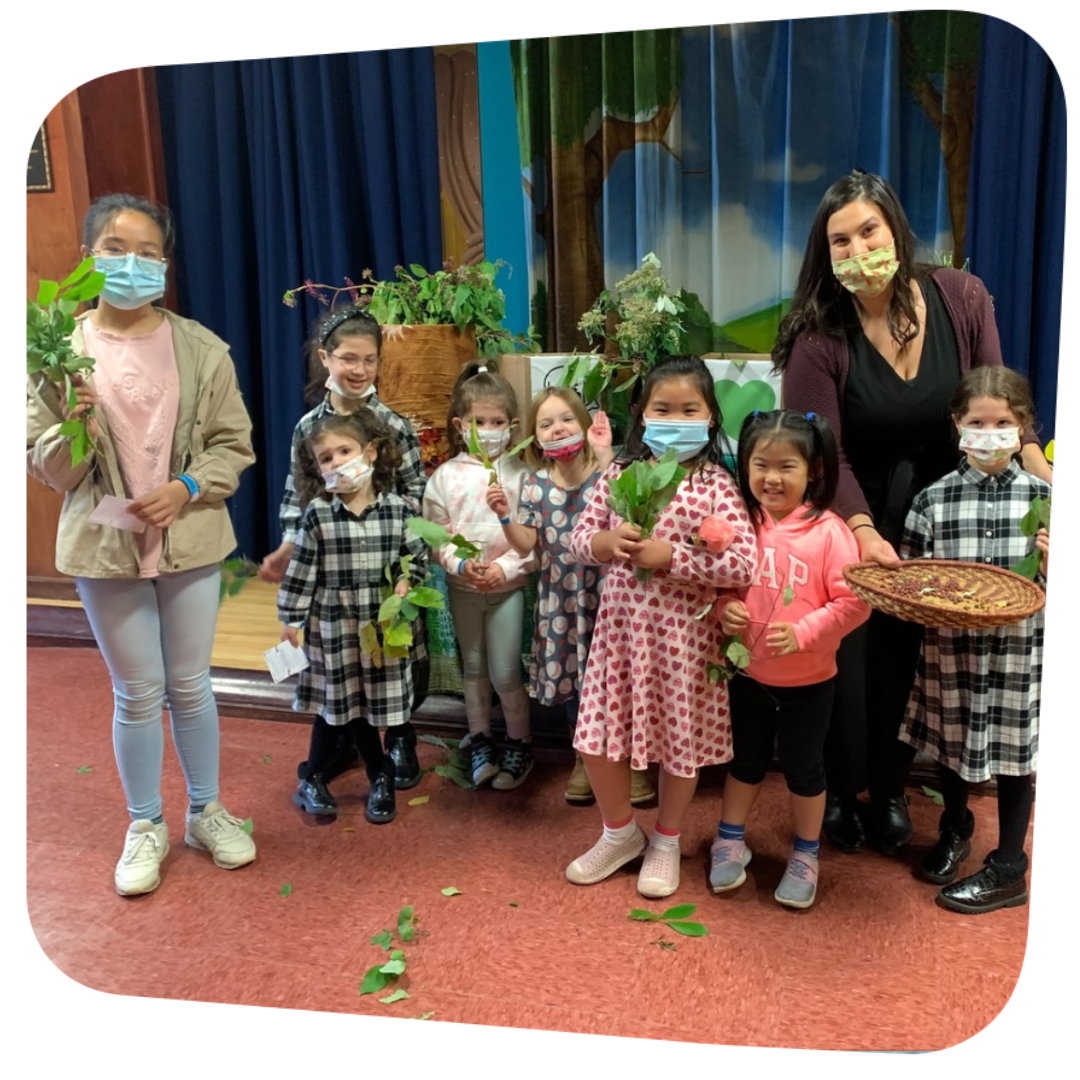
421,363,537,789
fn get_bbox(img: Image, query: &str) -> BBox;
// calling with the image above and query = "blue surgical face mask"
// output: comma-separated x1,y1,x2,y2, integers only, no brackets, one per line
94,253,167,310
642,418,712,462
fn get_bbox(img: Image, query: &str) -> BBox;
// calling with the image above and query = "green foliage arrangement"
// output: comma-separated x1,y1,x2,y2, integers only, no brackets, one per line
359,556,445,667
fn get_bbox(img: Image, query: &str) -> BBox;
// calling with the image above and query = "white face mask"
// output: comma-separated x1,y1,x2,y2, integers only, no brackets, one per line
470,427,511,456
322,454,373,493
325,374,376,401
958,426,1021,465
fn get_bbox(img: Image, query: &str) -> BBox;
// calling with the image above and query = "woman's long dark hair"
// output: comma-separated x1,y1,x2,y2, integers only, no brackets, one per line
294,410,402,507
617,355,734,479
772,170,929,374
736,410,840,525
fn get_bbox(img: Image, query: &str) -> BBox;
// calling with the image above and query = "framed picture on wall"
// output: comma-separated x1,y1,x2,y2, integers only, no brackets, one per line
27,123,52,193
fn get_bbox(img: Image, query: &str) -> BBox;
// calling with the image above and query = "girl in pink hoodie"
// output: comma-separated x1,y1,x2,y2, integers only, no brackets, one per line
710,410,869,908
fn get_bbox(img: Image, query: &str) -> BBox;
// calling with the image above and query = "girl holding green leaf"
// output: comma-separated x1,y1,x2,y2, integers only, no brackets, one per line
421,363,538,790
278,410,429,825
564,356,758,899
898,367,1048,914
26,194,257,896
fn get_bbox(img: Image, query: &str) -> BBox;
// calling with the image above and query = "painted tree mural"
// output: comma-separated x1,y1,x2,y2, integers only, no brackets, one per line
893,10,982,267
510,31,682,351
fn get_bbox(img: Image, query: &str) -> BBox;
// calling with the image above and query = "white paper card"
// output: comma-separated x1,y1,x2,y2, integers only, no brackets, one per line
264,640,309,683
88,494,147,533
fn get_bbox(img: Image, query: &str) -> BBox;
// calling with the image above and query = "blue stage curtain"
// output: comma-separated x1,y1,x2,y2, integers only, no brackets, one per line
966,18,1064,442
154,51,442,559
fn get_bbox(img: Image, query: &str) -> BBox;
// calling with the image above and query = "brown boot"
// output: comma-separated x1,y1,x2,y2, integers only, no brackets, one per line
630,768,656,806
564,754,594,804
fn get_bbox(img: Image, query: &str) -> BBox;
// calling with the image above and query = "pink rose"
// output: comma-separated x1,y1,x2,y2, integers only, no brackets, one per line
697,515,735,554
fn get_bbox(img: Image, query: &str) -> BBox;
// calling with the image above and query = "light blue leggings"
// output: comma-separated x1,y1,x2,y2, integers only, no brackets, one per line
77,564,221,823
448,586,531,740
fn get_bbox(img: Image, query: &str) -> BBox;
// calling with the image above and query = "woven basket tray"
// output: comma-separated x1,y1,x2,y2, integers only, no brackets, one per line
842,560,1045,629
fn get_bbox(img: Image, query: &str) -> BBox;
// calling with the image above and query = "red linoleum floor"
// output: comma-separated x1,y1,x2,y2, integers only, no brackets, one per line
26,647,1031,1052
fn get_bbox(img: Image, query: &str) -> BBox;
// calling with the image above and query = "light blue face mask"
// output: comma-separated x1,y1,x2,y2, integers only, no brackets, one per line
642,418,712,462
94,253,167,310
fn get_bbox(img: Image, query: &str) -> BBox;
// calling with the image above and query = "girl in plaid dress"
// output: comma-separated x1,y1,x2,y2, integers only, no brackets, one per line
900,368,1050,913
278,409,428,825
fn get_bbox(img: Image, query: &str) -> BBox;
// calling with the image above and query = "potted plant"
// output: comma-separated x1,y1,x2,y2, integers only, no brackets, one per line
285,260,535,469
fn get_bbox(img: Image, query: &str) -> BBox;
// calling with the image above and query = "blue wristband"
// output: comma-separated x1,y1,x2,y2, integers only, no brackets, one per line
458,558,467,575
499,516,512,526
177,473,199,501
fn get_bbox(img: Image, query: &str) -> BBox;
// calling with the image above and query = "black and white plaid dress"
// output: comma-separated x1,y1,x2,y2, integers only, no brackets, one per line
899,459,1049,781
277,492,428,728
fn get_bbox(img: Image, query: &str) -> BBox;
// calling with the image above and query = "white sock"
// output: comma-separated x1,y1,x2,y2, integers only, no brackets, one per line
603,819,638,844
649,829,681,853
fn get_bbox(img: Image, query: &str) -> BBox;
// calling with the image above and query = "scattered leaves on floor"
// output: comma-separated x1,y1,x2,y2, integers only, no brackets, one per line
241,817,254,835
360,965,391,995
408,796,430,806
279,883,293,897
922,786,945,807
629,903,707,937
397,906,416,942
262,754,272,764
379,988,410,1005
77,765,93,774
410,1011,435,1020
440,886,461,897
371,930,393,951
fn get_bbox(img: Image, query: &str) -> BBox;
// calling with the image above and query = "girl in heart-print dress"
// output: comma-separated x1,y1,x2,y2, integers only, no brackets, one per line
564,356,757,901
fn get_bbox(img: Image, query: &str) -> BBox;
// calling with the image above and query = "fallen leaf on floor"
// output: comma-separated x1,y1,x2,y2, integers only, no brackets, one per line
441,886,462,897
407,796,429,806
410,1011,435,1020
379,988,410,1004
262,754,272,764
280,883,293,897
77,766,93,774
342,827,356,833
921,785,945,807
508,902,519,907
360,965,390,995
241,817,254,835
371,930,393,950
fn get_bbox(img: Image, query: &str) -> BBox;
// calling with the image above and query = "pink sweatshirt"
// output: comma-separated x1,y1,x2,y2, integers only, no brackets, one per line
421,452,538,593
716,505,869,687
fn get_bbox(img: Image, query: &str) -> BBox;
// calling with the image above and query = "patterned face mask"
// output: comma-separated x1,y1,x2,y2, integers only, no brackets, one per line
541,433,585,461
322,454,373,492
958,426,1021,465
832,243,899,297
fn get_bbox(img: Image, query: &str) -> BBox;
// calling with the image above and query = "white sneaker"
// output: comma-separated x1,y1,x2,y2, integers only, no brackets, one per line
637,840,681,899
184,801,256,869
115,820,169,896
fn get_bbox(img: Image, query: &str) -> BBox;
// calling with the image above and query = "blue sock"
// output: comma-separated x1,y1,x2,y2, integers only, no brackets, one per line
794,834,820,858
717,820,745,842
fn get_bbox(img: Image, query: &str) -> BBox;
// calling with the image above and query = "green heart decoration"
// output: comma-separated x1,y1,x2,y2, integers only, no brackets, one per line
714,379,778,439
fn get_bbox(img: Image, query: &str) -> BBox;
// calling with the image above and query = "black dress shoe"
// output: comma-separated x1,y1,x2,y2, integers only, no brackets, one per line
296,745,362,786
292,773,338,815
920,810,975,885
365,771,397,825
822,793,866,853
868,795,913,856
937,851,1029,914
387,738,423,790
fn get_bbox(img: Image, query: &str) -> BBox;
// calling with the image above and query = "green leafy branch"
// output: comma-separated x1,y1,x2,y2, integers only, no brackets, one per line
407,516,483,563
606,449,687,581
1012,495,1050,580
361,906,418,999
219,556,260,603
628,903,708,937
467,418,533,485
27,257,106,467
418,733,476,789
707,585,795,684
360,556,445,668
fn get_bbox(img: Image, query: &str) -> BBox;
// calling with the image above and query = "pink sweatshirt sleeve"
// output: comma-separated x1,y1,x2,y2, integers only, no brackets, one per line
790,520,869,654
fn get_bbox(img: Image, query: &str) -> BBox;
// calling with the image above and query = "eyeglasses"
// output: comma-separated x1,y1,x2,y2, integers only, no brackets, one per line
328,352,379,369
90,249,168,272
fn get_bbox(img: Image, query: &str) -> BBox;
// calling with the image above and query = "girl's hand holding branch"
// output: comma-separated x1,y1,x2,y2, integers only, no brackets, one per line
765,622,799,656
593,522,643,563
719,599,751,636
485,484,510,519
1036,526,1049,579
629,538,673,573
461,559,488,588
61,373,100,441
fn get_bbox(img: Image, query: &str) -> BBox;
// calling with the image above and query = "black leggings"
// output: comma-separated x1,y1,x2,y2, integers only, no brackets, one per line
308,713,388,780
938,765,1033,866
728,675,835,798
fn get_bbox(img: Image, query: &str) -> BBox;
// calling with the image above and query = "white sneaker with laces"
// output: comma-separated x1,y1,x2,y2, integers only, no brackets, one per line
115,820,169,896
184,801,256,869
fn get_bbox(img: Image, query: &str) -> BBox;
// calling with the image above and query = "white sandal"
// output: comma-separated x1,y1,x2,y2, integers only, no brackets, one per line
565,824,647,885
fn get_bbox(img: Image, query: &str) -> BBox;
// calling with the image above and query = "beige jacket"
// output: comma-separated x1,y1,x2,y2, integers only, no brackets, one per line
26,309,256,579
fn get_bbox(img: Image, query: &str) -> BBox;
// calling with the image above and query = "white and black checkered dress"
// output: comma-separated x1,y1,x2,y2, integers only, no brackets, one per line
277,492,428,728
899,459,1049,781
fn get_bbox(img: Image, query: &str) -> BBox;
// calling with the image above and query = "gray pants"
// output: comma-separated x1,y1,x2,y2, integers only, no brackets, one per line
447,586,531,740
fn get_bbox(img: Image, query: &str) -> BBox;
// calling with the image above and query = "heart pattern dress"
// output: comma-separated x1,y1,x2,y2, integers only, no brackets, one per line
566,461,758,778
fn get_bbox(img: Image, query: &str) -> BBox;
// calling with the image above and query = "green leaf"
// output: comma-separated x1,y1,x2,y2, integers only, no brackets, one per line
418,733,450,750
241,817,254,835
407,516,452,547
921,786,945,807
397,906,415,940
58,420,83,438
359,965,391,995
385,620,413,648
405,586,444,609
468,418,493,470
359,623,382,665
582,361,608,405
1010,549,1042,581
37,280,60,306
280,883,293,897
407,795,430,806
262,754,272,764
409,263,429,279
782,585,795,605
449,535,482,560
410,1011,436,1020
664,920,708,937
1039,497,1052,530
725,639,752,670
399,598,419,621
379,988,410,1004
378,594,403,623
58,256,98,290
380,957,406,976
70,426,91,468
507,435,535,458
371,929,393,950
658,903,697,921
76,765,93,774
628,909,660,922
440,886,462,897
1019,502,1041,537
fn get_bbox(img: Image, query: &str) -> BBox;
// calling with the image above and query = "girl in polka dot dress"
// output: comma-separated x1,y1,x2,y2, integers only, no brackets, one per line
487,387,655,807
563,356,758,898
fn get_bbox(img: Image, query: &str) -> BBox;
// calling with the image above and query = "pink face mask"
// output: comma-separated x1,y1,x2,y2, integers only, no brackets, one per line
541,434,585,461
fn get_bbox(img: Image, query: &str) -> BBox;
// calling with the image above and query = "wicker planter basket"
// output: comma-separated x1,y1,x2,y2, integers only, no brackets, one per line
842,560,1046,630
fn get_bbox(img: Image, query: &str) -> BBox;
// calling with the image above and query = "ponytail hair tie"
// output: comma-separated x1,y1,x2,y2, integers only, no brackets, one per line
806,411,817,421
476,365,488,375
751,409,761,418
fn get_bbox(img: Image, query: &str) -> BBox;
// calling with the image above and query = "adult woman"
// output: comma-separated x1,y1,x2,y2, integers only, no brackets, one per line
774,171,1051,856
27,194,258,895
